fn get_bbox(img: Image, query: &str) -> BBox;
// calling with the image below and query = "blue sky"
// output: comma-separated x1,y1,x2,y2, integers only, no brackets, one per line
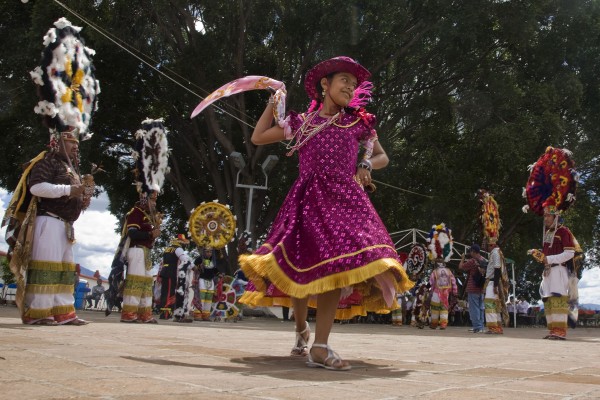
1,187,598,305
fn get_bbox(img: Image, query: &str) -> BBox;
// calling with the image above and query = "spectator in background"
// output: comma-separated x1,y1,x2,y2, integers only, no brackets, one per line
459,244,486,333
404,294,414,325
506,296,516,327
86,279,105,309
282,306,291,321
517,297,530,316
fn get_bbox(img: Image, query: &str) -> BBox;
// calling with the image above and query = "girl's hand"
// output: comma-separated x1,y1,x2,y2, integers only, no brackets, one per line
355,167,371,187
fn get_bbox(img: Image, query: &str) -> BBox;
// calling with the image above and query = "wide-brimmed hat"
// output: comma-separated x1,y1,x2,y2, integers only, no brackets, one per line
304,56,371,100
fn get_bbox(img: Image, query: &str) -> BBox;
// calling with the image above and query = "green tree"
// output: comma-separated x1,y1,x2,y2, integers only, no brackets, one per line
1,257,15,285
0,0,598,292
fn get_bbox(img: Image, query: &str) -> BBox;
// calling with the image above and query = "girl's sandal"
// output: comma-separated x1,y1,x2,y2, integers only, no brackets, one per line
306,343,351,371
290,321,310,356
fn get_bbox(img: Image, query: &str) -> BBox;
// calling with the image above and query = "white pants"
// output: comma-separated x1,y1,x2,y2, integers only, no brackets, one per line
24,216,77,324
121,247,153,321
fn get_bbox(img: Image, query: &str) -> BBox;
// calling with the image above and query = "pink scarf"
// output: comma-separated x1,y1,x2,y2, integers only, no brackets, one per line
191,76,286,119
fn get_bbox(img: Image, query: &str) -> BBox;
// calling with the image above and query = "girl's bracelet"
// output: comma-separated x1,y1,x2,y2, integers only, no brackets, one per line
357,159,372,172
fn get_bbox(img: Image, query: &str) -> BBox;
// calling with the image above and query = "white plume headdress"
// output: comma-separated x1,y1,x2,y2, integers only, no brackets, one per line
132,118,170,197
30,17,100,142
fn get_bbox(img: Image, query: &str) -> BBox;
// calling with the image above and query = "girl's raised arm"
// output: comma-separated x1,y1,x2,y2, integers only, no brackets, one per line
251,102,285,145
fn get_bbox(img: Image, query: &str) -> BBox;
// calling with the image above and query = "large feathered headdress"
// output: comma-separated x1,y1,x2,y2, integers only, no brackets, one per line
426,223,453,262
479,189,501,244
522,146,579,215
132,118,170,198
29,17,100,143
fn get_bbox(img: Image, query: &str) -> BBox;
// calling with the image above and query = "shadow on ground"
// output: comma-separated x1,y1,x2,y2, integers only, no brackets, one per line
122,355,413,381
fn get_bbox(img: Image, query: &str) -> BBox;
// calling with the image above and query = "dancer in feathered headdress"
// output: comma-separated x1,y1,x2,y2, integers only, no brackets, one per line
116,118,169,323
524,146,580,340
426,224,458,330
1,18,100,325
476,190,509,334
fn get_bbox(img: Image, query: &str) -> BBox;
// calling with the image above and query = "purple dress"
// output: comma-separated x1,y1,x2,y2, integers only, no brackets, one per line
239,109,413,319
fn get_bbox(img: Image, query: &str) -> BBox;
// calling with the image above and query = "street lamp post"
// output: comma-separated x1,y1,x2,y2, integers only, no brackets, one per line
230,152,279,237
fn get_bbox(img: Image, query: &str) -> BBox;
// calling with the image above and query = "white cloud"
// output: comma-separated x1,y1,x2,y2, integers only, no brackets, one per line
0,187,120,279
578,267,600,305
72,206,121,278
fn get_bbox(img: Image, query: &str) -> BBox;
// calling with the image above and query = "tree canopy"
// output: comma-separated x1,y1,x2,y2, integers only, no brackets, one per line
1,0,598,300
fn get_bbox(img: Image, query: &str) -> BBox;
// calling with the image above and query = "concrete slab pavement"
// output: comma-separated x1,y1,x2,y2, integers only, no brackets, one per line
1,305,599,400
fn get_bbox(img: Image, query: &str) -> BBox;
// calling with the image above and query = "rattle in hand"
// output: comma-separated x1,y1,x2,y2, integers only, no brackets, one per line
527,249,544,263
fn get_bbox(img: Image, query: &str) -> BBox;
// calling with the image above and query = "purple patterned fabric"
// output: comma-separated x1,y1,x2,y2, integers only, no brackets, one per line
240,109,412,314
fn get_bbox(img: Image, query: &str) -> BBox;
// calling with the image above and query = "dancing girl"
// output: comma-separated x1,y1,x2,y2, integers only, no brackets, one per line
238,56,413,370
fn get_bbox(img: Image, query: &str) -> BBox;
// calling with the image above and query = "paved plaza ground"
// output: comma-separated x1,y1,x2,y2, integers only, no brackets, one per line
0,305,599,400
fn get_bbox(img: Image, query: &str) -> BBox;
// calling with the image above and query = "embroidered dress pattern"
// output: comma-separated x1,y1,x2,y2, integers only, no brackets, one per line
239,111,413,319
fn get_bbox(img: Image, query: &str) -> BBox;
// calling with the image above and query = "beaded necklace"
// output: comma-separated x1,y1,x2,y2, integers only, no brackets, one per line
285,110,341,156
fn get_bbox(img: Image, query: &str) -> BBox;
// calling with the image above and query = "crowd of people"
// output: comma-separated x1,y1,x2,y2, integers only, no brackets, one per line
2,22,580,375
153,239,246,323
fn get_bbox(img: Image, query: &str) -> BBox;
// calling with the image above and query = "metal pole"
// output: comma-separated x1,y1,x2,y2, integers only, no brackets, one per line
512,261,517,328
246,186,254,236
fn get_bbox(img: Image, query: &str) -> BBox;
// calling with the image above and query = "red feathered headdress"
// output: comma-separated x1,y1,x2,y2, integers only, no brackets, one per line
523,146,578,215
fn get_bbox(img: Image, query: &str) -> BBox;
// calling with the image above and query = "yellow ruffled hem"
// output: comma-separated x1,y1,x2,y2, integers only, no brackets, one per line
239,252,413,319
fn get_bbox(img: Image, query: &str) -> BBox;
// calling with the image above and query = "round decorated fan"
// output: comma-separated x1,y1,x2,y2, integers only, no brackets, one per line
479,189,501,243
405,243,427,278
426,223,453,262
188,201,236,249
211,275,240,320
30,17,100,139
523,146,578,215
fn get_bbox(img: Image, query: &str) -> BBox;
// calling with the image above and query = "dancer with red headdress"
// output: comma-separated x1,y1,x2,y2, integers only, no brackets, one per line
224,57,414,370
525,146,580,340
